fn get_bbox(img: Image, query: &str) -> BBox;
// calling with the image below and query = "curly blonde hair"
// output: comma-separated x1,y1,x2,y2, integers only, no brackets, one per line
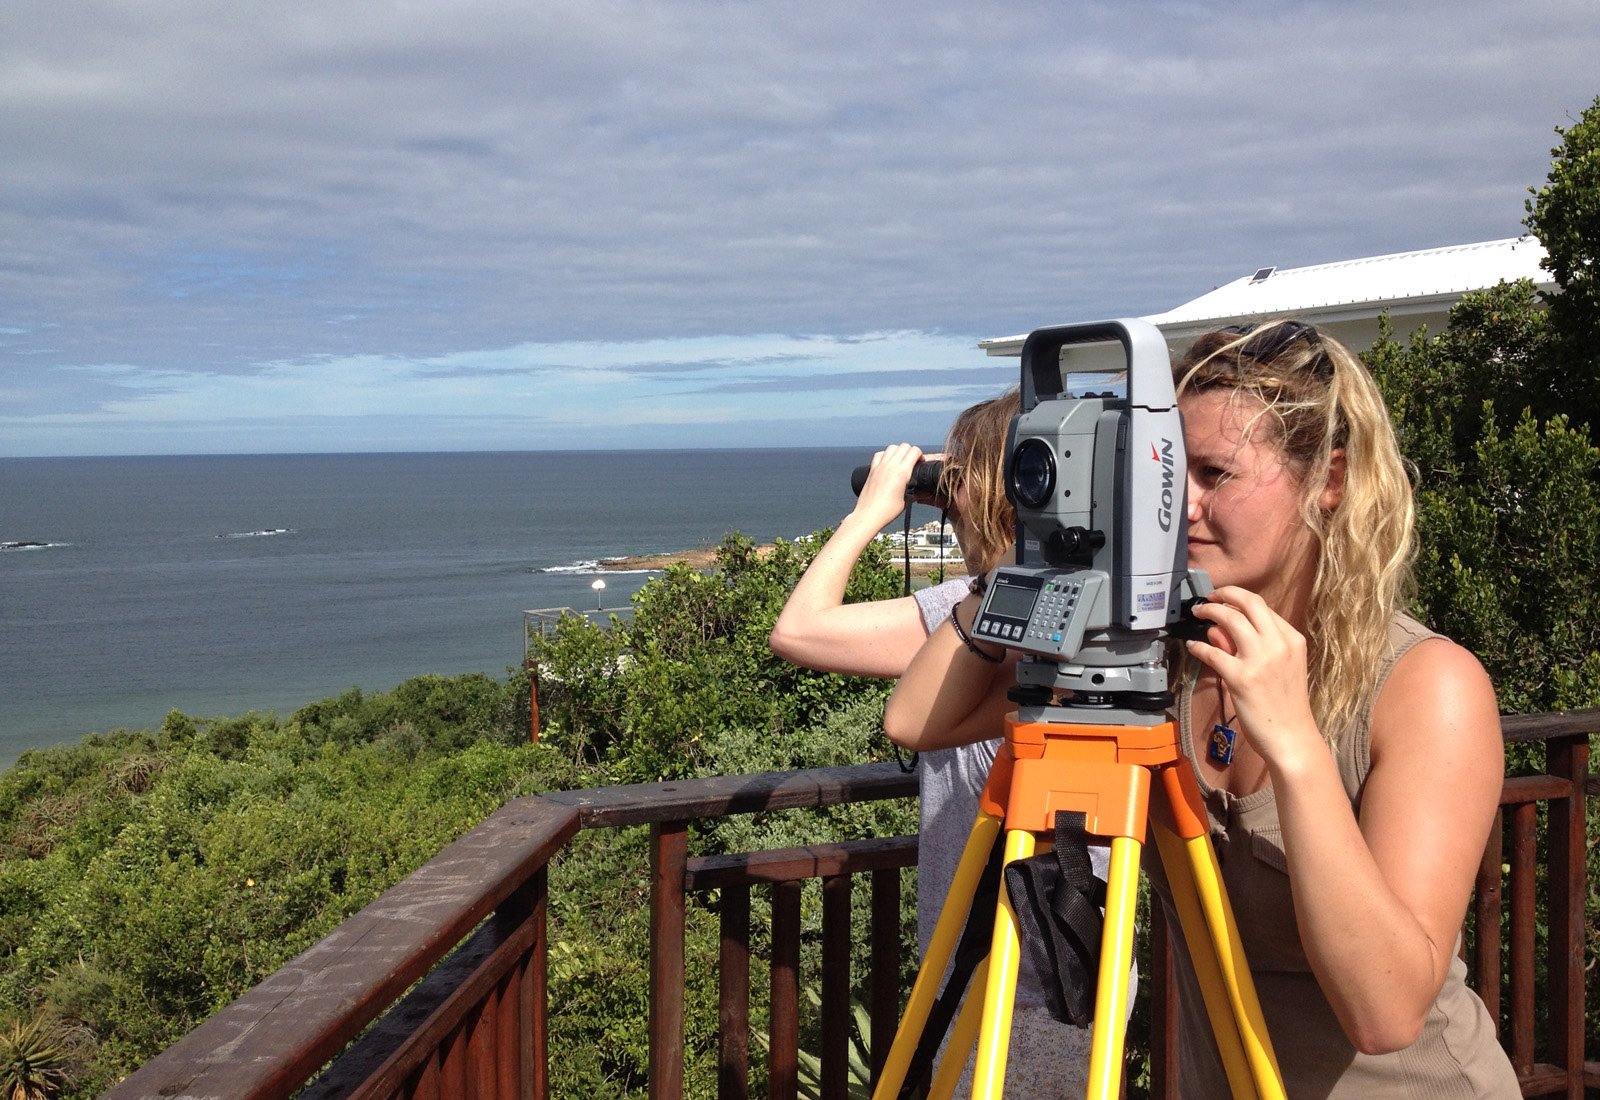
938,387,1020,575
1174,321,1416,746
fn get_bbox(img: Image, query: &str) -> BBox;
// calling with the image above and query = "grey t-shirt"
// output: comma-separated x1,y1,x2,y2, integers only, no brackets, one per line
910,579,1124,1013
910,579,1048,1005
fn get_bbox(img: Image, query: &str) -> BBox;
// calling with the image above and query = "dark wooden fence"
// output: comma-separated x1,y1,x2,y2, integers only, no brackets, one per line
105,712,1597,1100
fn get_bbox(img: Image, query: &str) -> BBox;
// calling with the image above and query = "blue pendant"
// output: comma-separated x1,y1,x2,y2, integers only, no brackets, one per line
1207,722,1236,766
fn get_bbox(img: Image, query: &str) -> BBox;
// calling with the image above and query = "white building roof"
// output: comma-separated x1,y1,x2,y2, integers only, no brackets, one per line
980,236,1554,357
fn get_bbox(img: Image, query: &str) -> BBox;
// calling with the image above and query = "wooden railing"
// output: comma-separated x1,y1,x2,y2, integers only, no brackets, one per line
1468,711,1595,1096
106,712,1597,1100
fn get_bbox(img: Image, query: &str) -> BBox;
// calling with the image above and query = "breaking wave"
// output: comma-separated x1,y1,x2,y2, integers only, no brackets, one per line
534,560,657,576
216,528,293,540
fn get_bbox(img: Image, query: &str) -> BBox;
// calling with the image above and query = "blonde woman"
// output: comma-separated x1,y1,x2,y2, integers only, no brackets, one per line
884,322,1518,1097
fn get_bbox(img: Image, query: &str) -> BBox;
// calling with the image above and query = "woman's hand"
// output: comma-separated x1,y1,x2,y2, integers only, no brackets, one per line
1182,585,1321,767
767,442,932,679
851,444,925,530
1189,585,1507,1052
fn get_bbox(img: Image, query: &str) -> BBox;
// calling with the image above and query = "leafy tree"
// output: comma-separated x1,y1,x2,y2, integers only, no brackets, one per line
529,532,922,1097
1368,94,1600,722
1365,93,1600,1066
531,532,906,785
1524,94,1600,412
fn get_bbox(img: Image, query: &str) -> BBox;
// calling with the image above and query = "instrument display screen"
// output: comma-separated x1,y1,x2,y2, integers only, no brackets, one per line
985,580,1040,621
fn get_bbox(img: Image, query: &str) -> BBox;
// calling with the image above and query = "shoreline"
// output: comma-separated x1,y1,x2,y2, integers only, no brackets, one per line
599,545,962,577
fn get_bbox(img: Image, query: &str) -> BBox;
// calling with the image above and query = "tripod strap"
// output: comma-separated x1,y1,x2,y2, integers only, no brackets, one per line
1002,811,1106,1027
898,830,1006,1100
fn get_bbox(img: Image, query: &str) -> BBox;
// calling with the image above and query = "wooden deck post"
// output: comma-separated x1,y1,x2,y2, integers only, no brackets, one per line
650,820,689,1100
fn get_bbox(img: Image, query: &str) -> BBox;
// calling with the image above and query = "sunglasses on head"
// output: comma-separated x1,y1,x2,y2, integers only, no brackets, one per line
1218,320,1330,377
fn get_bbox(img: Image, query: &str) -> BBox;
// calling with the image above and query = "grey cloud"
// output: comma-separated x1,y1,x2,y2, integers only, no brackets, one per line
1,0,1596,385
683,366,1011,396
407,352,828,380
409,362,543,380
0,363,180,416
608,354,826,377
399,136,501,160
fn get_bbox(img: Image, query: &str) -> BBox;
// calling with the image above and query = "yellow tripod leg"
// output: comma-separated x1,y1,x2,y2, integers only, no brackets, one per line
1084,835,1140,1100
1151,822,1285,1100
969,827,1035,1100
925,957,988,1100
1174,825,1284,1098
871,810,1004,1100
1151,822,1259,1099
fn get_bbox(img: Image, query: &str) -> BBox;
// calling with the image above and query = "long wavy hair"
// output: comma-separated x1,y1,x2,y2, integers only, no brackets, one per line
938,387,1020,575
1174,321,1416,746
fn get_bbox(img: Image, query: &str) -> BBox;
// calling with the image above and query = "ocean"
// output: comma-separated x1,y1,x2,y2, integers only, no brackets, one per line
0,449,881,769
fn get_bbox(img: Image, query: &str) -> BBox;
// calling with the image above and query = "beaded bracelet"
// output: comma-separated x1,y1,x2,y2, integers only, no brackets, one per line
950,605,1004,663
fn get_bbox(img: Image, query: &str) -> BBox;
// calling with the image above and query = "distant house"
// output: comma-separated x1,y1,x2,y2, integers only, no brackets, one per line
979,236,1555,358
880,520,963,559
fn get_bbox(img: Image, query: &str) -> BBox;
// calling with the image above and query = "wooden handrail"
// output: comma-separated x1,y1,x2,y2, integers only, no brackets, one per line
104,798,580,1100
103,713,1596,1100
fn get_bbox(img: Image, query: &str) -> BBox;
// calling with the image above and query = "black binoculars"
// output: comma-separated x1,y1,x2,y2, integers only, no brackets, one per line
849,458,944,498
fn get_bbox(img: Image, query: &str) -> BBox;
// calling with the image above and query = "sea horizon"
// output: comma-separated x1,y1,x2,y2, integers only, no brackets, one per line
0,443,888,462
2,447,918,769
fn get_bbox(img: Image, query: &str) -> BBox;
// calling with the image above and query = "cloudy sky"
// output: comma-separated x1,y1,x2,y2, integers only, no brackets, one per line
3,1,1597,456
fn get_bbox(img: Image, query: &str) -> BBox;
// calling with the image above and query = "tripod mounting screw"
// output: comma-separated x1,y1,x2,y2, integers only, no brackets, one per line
1008,685,1054,707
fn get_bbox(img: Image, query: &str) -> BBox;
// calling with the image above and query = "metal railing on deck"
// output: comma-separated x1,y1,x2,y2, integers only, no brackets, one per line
523,605,635,648
105,712,1597,1100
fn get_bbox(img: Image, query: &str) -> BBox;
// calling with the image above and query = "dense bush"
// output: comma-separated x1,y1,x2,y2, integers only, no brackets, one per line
0,530,916,1098
529,532,919,1096
532,532,904,783
1365,100,1600,725
0,689,547,1094
1364,93,1600,1063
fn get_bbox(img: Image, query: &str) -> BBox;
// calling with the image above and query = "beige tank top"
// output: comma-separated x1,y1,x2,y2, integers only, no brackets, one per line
1148,614,1520,1098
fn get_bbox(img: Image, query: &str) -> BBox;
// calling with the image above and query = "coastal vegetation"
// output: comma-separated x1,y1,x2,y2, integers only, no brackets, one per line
0,673,548,1093
0,95,1597,1097
0,534,917,1097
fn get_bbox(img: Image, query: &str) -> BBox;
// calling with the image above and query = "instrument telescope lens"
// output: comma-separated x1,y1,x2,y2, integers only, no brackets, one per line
1010,439,1056,509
